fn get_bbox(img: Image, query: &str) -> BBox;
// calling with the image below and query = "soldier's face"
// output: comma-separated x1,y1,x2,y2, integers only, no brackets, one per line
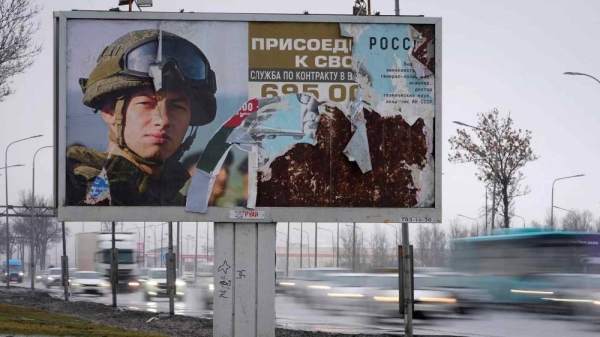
123,87,191,162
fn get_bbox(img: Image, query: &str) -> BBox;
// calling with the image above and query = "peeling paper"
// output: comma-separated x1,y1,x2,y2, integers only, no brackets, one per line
342,86,372,173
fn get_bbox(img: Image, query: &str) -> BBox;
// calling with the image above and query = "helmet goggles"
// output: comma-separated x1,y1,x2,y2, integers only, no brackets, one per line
121,35,216,93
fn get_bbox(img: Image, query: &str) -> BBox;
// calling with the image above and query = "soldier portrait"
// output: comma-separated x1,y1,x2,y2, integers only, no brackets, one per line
65,29,218,206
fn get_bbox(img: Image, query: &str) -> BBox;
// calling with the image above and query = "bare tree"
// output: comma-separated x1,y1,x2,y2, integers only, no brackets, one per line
543,208,556,229
530,220,542,228
415,224,447,267
338,224,368,271
561,210,594,232
368,224,391,268
448,218,469,239
338,225,354,268
449,109,539,229
0,0,42,101
11,190,62,270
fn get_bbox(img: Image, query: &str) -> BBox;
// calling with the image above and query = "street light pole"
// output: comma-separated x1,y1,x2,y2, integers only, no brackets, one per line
276,231,287,271
554,205,576,214
551,174,584,227
317,227,334,267
453,121,498,230
5,134,42,288
30,145,52,292
458,214,479,236
563,72,600,85
293,228,310,268
194,222,198,281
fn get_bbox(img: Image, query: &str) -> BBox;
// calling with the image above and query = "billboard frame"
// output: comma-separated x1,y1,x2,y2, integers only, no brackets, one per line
54,11,442,223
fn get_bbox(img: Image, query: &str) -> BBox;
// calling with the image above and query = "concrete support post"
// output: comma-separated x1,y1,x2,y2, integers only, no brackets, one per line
168,221,175,316
111,221,117,307
213,223,275,337
402,223,413,337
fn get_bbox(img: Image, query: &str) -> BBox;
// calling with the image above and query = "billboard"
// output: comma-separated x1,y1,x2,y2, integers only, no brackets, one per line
55,12,442,223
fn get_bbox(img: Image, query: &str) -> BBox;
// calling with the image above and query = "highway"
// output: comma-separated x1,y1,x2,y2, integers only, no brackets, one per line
4,279,600,336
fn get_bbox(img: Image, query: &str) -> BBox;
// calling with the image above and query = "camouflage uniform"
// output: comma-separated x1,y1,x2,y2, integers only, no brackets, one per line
66,146,189,206
66,29,217,206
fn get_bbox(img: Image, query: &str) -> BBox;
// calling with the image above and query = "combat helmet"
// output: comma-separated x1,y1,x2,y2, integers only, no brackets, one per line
79,29,217,165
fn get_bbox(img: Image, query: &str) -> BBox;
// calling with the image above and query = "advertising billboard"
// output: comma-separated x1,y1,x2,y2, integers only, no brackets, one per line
55,12,442,223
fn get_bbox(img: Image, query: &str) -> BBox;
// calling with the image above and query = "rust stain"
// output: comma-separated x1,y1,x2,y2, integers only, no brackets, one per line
256,107,428,207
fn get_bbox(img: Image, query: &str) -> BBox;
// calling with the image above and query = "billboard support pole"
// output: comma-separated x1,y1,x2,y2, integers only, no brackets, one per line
401,223,413,337
398,244,404,316
168,222,175,316
61,221,69,301
111,221,117,307
213,222,275,337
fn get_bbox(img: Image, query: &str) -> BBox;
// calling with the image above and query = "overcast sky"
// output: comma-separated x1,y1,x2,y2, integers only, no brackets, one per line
1,0,599,252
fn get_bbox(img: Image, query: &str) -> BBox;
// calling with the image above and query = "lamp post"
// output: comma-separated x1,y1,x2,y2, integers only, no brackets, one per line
30,145,52,292
453,121,499,231
345,224,363,271
551,174,584,227
563,72,600,85
5,134,42,288
317,227,334,267
276,231,287,271
513,215,526,228
197,234,212,270
458,214,479,236
554,205,575,214
293,228,310,268
152,225,160,267
383,223,399,246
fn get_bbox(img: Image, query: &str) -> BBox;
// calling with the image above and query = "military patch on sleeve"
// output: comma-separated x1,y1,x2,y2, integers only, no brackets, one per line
85,168,111,205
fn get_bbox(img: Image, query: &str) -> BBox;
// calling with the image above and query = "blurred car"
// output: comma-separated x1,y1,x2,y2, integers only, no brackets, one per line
521,273,600,316
43,268,63,288
368,273,460,323
142,268,186,301
307,273,374,315
137,268,150,284
36,270,47,283
275,270,286,294
69,271,109,297
278,268,350,303
201,281,215,310
181,272,196,284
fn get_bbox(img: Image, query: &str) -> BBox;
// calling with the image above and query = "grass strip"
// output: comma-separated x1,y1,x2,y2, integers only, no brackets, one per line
0,303,167,336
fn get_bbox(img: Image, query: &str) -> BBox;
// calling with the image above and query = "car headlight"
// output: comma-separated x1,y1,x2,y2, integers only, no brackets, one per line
36,276,42,279
175,280,185,286
128,282,140,287
208,284,214,291
100,282,110,287
19,272,24,276
147,280,158,286
48,277,55,281
71,283,81,286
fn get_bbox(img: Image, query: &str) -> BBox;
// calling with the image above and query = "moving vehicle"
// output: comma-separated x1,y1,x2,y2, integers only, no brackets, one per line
43,268,64,288
142,268,186,301
69,271,109,297
1,259,24,283
76,232,139,292
368,273,460,323
450,228,600,308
